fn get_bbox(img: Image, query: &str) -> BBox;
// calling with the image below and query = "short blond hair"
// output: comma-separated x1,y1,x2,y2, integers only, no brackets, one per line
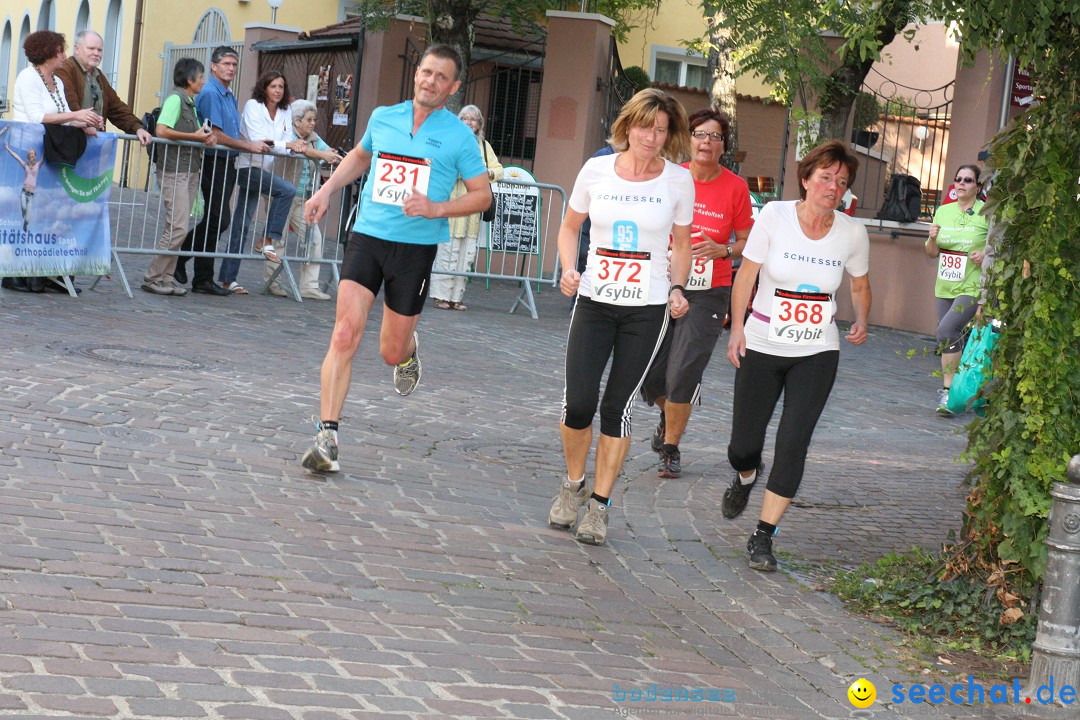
608,89,690,163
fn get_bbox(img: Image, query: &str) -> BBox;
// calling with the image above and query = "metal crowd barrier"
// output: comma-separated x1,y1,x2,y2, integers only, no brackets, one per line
102,135,567,316
433,179,567,319
101,133,347,301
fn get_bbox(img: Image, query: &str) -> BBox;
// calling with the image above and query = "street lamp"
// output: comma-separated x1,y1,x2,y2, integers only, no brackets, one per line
914,124,929,150
266,0,283,24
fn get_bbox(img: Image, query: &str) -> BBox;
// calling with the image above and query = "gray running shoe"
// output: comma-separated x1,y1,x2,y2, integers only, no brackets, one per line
548,479,588,528
657,445,681,478
936,387,953,415
650,415,665,454
747,530,777,572
393,332,422,396
721,464,763,520
301,427,339,473
575,498,609,545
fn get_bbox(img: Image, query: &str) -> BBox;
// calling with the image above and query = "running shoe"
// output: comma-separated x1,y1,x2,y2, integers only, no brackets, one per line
650,415,666,454
575,498,609,545
393,332,422,396
548,479,588,528
721,464,763,520
301,425,339,473
657,445,681,478
936,387,953,416
747,530,777,572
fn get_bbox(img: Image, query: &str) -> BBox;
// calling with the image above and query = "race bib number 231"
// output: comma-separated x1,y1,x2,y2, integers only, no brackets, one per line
372,153,432,207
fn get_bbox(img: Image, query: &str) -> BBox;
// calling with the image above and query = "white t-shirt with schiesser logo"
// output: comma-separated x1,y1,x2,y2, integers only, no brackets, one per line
742,201,870,357
569,154,695,306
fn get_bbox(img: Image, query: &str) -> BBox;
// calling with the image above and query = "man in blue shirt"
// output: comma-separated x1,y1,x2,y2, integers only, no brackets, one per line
175,46,272,295
299,43,491,474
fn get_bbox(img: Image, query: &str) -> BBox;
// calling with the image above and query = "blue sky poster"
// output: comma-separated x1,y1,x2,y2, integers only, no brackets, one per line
0,120,114,277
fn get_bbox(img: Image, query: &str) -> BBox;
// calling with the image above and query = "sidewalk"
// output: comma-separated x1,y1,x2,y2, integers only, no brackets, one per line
0,265,1043,719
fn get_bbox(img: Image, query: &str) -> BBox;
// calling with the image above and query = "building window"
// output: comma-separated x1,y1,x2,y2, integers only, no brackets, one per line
102,0,122,85
650,45,707,91
192,8,230,44
16,16,31,73
38,0,56,30
0,21,11,102
487,67,542,162
76,0,91,35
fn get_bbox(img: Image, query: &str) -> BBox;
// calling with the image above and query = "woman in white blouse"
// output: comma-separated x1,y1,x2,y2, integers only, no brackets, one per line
217,71,306,295
13,30,102,129
4,30,103,293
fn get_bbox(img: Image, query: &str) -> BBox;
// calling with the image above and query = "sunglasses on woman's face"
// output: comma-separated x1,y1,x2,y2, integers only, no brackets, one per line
954,177,977,184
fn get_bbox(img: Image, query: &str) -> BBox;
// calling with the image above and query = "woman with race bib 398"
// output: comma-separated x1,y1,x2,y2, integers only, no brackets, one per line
547,89,694,546
925,163,988,415
720,140,871,572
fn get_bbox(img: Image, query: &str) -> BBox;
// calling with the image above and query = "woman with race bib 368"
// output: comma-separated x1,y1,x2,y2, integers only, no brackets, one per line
547,89,694,546
925,163,988,415
720,140,871,572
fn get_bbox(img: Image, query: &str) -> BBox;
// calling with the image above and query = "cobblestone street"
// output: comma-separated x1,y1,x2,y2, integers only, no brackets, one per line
0,265,1043,719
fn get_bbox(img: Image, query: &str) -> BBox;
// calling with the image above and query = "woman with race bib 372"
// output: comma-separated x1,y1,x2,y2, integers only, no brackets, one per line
925,163,988,415
547,89,694,546
720,140,871,572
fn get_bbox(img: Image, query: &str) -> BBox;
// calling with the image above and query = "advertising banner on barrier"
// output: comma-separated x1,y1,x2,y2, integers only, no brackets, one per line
0,120,114,277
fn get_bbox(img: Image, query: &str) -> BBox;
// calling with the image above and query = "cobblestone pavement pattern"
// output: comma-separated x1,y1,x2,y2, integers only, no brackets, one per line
0,263,1046,719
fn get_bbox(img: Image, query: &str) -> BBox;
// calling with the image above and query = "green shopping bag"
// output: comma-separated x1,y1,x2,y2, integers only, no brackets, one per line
947,323,999,415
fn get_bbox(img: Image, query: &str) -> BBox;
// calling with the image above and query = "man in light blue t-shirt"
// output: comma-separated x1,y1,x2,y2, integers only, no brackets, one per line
299,43,491,474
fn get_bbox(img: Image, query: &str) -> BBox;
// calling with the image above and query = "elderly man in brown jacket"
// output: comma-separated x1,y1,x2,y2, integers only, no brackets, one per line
54,29,152,146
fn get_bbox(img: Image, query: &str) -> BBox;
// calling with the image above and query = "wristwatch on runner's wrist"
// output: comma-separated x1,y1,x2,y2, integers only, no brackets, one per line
669,285,685,295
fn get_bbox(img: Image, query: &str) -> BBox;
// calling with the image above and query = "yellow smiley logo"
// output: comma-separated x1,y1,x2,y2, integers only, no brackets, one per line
848,678,876,708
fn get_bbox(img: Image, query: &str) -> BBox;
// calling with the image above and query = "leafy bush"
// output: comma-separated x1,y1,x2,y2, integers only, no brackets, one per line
832,549,1037,661
852,91,884,130
623,66,652,93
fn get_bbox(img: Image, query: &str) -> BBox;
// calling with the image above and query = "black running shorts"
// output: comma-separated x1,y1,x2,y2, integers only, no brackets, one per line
642,285,730,405
340,232,439,316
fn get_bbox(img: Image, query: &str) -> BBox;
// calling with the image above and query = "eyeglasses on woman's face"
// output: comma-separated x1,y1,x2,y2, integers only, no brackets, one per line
691,130,723,141
954,176,977,184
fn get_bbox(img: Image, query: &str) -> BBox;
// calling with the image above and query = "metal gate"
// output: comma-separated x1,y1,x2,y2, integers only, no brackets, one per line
158,10,244,104
851,69,954,220
257,44,359,153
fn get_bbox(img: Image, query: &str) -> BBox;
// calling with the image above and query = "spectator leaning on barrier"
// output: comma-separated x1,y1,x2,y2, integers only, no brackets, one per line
268,99,342,300
217,70,303,296
140,58,216,297
2,29,103,294
175,46,271,296
54,30,151,146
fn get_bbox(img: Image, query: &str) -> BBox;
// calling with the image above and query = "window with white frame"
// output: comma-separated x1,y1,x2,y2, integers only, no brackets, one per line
650,45,708,91
102,0,122,85
1,21,11,104
16,16,30,73
75,0,91,35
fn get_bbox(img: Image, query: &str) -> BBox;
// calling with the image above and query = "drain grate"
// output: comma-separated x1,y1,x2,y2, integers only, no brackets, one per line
99,426,160,445
459,443,565,476
70,344,207,370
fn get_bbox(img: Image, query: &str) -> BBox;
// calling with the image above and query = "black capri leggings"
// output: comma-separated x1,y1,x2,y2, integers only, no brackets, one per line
935,295,977,354
562,296,668,438
727,348,839,499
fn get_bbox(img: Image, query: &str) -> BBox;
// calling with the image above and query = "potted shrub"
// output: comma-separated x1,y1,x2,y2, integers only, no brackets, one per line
851,92,884,148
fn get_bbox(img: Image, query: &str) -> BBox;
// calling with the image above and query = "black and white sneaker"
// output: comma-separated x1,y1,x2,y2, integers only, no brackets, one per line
721,464,764,519
747,530,777,572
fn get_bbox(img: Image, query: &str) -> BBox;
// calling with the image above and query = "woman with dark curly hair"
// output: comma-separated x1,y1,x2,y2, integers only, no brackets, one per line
13,30,103,129
217,70,305,295
4,30,104,293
